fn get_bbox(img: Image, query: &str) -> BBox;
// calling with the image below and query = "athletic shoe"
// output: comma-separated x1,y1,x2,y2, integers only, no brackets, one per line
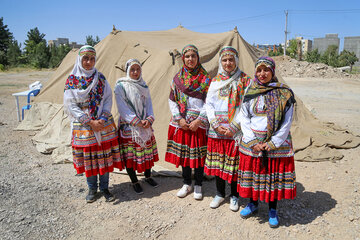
229,196,239,212
177,184,192,198
101,189,115,202
86,189,97,203
132,182,144,195
193,185,203,200
268,208,280,228
240,202,259,218
144,177,159,188
209,195,225,209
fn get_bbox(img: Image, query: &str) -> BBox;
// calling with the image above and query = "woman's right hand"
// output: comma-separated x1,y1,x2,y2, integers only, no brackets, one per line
88,120,104,132
215,126,227,135
252,143,264,152
179,118,190,130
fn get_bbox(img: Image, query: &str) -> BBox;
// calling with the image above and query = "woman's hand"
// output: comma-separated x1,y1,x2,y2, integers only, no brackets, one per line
215,126,227,135
261,143,271,151
189,119,202,132
252,143,264,152
141,120,151,128
89,120,105,132
224,129,234,137
179,118,190,130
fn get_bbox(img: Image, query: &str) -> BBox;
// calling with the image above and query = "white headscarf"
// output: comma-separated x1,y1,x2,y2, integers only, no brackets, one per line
63,45,104,145
116,59,153,147
207,46,242,95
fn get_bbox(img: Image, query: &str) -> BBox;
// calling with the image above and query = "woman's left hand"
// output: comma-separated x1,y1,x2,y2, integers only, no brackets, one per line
189,119,202,132
141,120,150,128
224,129,234,137
262,143,271,151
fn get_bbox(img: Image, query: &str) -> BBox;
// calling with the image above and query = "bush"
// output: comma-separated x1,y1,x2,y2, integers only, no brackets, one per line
0,63,4,71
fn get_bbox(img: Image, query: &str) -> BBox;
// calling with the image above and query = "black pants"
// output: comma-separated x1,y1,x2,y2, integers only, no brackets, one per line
126,167,151,183
215,176,239,198
182,166,204,186
250,198,278,210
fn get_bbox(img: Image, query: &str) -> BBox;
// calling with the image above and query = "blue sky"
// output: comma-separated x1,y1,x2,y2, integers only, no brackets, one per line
1,0,360,50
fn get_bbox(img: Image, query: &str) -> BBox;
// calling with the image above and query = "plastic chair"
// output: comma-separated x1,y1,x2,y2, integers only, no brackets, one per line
21,89,40,120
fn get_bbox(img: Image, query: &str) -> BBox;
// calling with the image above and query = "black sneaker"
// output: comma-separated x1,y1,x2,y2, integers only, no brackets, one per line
86,189,97,203
132,182,143,195
101,189,115,202
144,177,159,188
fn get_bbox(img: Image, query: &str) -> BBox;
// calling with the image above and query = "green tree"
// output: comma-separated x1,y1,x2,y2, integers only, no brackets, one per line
24,27,49,68
338,50,359,71
0,17,13,65
85,35,100,46
49,44,71,68
6,40,22,66
286,39,298,59
304,49,321,63
320,45,339,67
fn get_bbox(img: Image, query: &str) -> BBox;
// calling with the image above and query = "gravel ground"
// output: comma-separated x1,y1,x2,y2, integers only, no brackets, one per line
0,70,359,240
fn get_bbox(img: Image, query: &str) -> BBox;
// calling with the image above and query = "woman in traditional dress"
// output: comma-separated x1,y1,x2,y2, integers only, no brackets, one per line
114,59,159,195
204,46,252,211
165,44,211,200
235,56,296,228
64,45,122,203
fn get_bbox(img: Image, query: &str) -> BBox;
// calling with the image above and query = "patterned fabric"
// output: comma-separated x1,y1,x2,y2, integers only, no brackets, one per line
254,56,275,77
245,78,295,143
237,152,296,202
169,44,211,118
119,131,159,173
78,45,96,56
165,125,208,168
219,46,238,58
204,137,240,183
72,139,123,177
72,115,118,147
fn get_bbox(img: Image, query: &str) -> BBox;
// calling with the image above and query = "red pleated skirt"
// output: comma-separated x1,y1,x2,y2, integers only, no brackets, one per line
165,125,207,168
204,137,240,183
119,133,159,173
72,138,123,177
237,152,296,202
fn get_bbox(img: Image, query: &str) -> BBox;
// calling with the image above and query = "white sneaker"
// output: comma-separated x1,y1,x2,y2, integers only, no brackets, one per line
209,195,225,208
229,196,239,212
177,184,192,198
193,185,203,200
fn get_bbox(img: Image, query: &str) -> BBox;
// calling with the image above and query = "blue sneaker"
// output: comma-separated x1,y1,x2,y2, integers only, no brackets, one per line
268,208,279,228
240,202,258,218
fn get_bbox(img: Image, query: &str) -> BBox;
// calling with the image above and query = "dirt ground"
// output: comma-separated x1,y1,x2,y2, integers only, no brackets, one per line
0,70,359,240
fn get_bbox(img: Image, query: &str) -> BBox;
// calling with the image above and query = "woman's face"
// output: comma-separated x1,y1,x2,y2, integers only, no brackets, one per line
183,50,198,69
221,55,236,74
81,55,95,70
129,64,141,80
256,65,273,84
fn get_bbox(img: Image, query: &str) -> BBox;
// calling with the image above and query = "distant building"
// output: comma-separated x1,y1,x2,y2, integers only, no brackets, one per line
48,38,82,48
344,36,360,66
255,44,282,54
313,34,340,54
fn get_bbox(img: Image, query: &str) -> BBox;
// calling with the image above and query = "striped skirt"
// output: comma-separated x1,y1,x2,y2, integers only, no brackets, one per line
165,125,207,168
72,138,123,177
237,152,296,203
204,137,240,183
119,132,159,173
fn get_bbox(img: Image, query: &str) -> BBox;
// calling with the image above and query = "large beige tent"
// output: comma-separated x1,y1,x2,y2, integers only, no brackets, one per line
17,26,360,167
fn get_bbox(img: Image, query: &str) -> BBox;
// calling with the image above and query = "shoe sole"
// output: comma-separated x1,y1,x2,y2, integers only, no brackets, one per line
269,223,280,228
86,199,96,203
240,209,258,219
230,206,239,212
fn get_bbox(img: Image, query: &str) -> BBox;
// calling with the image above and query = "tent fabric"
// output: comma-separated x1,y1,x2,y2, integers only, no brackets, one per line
18,26,360,166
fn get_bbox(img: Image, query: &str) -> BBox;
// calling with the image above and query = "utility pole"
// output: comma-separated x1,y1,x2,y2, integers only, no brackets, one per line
284,10,288,56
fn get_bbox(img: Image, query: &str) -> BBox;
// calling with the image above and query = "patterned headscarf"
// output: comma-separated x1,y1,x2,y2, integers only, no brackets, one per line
244,56,296,142
169,44,211,118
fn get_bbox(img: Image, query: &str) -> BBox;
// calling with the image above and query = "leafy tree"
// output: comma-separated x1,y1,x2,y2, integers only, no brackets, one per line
85,35,100,46
320,45,339,67
286,39,298,59
304,49,321,63
6,40,22,66
0,17,13,65
338,50,359,71
24,27,49,68
49,44,71,68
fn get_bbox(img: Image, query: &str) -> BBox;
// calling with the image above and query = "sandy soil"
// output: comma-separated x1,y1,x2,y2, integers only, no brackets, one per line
0,71,359,240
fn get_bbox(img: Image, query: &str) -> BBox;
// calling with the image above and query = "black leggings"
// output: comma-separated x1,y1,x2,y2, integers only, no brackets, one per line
182,166,204,186
250,198,278,210
126,168,151,183
215,176,239,198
